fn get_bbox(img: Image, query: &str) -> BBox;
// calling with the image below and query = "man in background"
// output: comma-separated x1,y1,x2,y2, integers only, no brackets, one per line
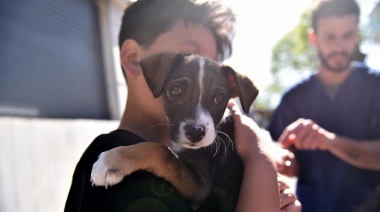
269,0,380,211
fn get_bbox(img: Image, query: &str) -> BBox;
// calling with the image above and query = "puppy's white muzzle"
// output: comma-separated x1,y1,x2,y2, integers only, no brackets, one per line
177,111,216,149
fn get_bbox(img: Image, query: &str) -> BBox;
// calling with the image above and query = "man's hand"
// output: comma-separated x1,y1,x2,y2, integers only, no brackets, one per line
279,118,335,150
274,147,298,177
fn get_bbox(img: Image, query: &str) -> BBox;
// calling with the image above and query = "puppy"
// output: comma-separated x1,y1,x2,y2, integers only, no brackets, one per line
91,52,259,211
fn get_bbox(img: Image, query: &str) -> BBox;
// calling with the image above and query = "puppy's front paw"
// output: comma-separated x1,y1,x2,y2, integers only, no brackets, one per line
91,148,131,188
90,143,170,188
91,152,124,188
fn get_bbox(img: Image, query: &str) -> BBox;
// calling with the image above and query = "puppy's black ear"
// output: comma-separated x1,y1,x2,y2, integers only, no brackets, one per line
139,52,183,98
222,65,259,114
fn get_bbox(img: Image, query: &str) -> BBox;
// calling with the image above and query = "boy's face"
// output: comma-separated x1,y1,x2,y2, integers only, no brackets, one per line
120,19,219,126
313,15,359,73
141,19,218,61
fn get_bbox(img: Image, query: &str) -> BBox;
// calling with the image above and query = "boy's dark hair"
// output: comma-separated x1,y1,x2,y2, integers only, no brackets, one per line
118,0,235,63
311,0,360,32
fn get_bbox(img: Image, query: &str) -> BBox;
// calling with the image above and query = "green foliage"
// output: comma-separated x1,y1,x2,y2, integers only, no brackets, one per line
256,10,317,109
252,10,318,122
270,11,316,78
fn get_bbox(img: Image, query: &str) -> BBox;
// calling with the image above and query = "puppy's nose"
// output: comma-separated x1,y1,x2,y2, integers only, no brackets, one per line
185,124,206,142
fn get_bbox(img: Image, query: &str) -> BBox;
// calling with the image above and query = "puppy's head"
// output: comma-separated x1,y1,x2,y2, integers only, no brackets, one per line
140,52,258,151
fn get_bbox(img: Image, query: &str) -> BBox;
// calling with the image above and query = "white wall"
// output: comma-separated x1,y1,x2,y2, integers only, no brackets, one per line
0,117,118,212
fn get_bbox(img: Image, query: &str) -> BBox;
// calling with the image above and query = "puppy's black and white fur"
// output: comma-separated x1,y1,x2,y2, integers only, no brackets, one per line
91,52,259,211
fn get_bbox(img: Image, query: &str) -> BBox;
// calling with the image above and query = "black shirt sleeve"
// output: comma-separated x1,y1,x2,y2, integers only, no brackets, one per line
64,130,217,212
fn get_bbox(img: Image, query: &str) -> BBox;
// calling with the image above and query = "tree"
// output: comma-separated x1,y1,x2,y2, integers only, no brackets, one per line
370,2,380,41
255,10,316,110
270,11,316,84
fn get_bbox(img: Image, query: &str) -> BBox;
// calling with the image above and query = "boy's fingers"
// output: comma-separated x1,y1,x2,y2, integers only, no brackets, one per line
227,100,242,115
279,189,298,208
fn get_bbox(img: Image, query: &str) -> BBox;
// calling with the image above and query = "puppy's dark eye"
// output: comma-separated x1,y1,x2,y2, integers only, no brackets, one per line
214,94,225,105
171,86,182,96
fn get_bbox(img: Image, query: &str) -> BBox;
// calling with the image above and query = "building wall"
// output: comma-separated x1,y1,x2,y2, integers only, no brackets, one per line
0,117,118,212
0,0,129,211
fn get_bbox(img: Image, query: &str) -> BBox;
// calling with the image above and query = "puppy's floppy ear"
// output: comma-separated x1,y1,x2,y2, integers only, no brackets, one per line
139,52,183,98
222,65,259,114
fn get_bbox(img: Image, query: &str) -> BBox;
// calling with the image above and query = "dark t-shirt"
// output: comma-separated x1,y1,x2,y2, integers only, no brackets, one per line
64,130,218,212
268,64,380,212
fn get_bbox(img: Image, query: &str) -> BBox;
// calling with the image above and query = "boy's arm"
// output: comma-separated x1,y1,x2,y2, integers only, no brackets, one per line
228,102,280,212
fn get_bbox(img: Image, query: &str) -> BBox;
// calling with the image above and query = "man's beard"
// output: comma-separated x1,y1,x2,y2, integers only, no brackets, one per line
318,50,354,73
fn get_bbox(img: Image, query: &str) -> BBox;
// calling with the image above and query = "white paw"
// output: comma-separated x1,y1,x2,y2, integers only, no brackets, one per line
90,152,124,188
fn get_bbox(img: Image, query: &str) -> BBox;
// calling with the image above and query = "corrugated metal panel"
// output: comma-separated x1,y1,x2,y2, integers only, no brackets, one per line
0,0,110,119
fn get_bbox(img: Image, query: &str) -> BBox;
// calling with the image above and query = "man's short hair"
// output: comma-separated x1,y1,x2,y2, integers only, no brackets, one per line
119,0,236,62
311,0,360,32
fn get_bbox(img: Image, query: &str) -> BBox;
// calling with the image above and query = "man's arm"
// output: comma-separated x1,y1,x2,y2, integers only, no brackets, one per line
279,118,380,171
327,135,380,170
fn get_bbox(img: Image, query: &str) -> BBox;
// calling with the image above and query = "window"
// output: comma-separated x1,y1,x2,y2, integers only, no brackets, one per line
0,0,111,119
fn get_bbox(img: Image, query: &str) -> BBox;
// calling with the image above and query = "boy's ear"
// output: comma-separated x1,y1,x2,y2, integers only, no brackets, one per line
120,39,142,76
308,29,317,47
